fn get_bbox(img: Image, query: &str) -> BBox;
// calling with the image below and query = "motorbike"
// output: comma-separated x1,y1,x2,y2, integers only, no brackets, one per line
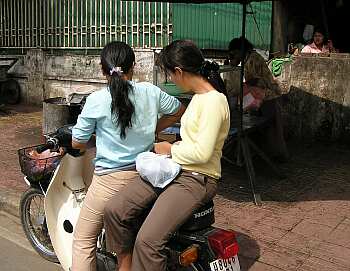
18,126,241,271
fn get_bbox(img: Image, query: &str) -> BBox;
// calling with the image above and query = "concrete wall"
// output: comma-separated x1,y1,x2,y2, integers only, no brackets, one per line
276,54,350,142
7,49,155,105
6,49,350,142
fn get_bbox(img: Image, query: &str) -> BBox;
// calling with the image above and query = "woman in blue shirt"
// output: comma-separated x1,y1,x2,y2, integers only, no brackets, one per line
70,41,185,271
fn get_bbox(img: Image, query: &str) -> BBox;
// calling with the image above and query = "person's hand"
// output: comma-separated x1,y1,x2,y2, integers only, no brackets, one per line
154,141,172,155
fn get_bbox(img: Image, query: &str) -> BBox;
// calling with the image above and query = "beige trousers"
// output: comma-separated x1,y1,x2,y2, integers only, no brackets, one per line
71,170,138,271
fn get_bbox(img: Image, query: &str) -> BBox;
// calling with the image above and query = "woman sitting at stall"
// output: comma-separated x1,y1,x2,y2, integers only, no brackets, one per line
301,27,337,54
224,37,289,161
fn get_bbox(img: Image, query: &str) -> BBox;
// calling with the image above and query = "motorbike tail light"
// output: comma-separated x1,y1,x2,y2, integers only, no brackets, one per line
179,245,199,267
208,229,239,259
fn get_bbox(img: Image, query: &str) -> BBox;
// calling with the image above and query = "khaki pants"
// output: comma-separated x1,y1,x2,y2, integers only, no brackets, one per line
104,171,217,271
71,170,138,271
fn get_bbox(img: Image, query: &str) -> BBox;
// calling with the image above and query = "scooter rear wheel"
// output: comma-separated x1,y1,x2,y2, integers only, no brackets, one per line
20,187,59,263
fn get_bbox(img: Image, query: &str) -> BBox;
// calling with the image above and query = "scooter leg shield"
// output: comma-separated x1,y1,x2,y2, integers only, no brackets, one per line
44,153,91,271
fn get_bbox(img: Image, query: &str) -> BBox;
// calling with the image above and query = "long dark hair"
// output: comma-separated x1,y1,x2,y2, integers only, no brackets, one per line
100,41,135,139
228,37,254,53
313,26,327,45
159,40,227,96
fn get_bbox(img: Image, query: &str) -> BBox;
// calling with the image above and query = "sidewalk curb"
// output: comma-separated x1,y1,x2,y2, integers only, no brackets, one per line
0,211,35,253
0,190,21,218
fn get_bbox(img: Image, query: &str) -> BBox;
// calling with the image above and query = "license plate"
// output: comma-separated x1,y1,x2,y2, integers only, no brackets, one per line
209,255,240,271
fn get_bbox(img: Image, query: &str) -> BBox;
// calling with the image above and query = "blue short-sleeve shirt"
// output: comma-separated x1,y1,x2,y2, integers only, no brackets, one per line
72,81,180,169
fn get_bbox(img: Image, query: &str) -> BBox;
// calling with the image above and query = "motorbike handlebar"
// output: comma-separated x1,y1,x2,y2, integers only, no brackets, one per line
36,140,57,154
36,125,80,156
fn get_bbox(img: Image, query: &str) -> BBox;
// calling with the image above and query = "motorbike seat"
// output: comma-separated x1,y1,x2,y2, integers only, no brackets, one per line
179,200,215,232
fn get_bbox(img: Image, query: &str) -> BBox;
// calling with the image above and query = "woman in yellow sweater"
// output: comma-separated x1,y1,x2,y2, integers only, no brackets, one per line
103,40,230,271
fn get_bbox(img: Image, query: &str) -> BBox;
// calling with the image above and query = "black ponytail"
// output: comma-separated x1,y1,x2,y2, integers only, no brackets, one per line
199,60,227,96
109,74,134,139
159,40,227,96
100,41,135,139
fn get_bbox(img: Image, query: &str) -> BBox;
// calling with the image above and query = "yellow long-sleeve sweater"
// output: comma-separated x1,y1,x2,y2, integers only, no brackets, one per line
171,90,230,179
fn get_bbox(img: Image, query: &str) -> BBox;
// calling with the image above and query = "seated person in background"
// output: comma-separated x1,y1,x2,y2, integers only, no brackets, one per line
301,27,337,53
224,37,289,161
224,37,281,101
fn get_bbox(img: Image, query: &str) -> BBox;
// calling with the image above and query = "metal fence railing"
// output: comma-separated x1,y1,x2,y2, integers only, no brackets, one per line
0,0,172,50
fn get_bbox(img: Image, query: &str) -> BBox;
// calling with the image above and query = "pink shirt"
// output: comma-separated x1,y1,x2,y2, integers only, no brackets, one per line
301,42,329,53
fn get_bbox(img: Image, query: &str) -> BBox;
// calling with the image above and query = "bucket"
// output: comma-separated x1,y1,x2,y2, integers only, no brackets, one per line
42,97,70,135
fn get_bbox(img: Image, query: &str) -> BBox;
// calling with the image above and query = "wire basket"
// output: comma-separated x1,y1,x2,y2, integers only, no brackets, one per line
18,145,62,182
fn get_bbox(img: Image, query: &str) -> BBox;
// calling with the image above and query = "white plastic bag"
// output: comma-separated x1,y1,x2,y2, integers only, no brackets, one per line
136,152,181,188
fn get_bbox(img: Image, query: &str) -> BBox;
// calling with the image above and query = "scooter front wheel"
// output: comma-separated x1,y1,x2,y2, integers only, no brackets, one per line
20,187,59,263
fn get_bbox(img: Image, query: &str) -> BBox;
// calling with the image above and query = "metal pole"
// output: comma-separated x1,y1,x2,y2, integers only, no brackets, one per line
51,0,55,48
91,0,94,47
154,2,157,47
125,1,128,43
148,2,151,47
57,0,60,48
121,0,123,42
110,0,114,42
67,0,70,48
10,0,13,46
160,2,163,47
104,0,107,46
37,0,39,48
69,0,78,48
239,1,262,206
18,0,24,48
14,0,17,47
0,1,3,47
142,2,145,47
239,1,246,135
131,1,133,46
63,0,66,47
6,0,9,46
136,1,139,47
31,0,34,47
80,0,83,48
85,0,88,50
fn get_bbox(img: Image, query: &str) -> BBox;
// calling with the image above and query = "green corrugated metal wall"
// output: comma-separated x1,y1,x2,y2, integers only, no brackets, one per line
0,0,172,50
172,2,272,50
1,1,272,51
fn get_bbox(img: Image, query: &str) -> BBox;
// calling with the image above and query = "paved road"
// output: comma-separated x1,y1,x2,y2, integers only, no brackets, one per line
0,211,62,271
